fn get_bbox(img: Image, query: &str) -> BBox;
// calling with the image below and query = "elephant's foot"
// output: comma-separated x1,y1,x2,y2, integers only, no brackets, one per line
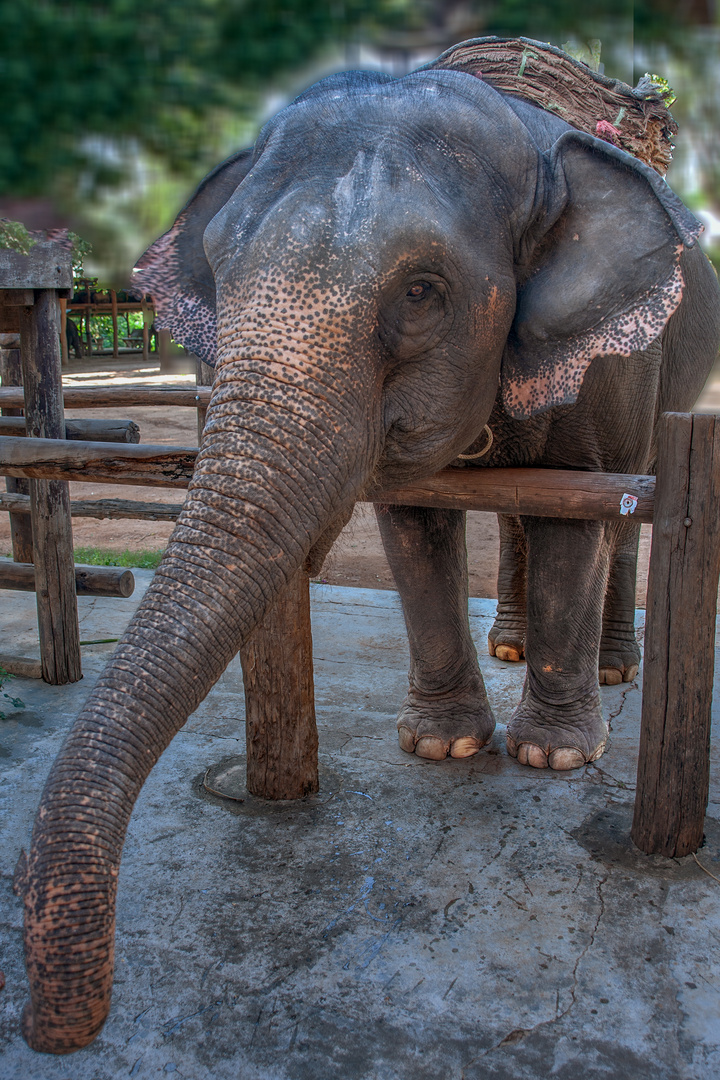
488,610,525,664
598,627,641,686
397,684,495,760
506,692,607,771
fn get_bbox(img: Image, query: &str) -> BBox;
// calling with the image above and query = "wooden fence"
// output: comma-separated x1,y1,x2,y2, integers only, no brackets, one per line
1,245,719,860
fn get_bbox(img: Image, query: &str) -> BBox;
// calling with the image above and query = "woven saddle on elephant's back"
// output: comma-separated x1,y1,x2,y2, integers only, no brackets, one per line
423,37,677,176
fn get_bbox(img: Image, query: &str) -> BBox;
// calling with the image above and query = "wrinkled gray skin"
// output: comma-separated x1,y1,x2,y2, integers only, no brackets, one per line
18,65,720,1053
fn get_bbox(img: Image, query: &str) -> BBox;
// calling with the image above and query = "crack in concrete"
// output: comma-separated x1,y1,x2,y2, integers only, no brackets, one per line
461,871,609,1076
605,679,638,733
178,729,243,740
586,762,635,793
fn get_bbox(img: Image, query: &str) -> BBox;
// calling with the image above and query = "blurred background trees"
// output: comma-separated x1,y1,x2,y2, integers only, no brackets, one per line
1,0,717,280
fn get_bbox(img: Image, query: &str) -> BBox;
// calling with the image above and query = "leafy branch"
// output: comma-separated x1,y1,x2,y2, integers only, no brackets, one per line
0,219,37,255
0,667,24,720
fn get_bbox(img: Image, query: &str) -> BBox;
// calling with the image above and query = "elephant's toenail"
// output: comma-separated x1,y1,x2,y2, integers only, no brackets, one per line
495,645,522,663
397,727,416,754
450,736,481,759
600,668,623,686
415,736,448,760
517,743,547,768
548,747,586,770
624,664,639,682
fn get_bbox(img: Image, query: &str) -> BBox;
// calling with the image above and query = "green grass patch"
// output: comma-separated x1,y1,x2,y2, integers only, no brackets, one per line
74,546,165,570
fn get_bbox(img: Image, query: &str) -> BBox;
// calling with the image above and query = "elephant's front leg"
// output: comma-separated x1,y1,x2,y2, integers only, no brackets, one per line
507,517,610,771
376,505,495,759
599,520,642,685
488,513,527,662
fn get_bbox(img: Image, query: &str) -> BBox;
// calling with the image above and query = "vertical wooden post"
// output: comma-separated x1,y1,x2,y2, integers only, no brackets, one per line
632,413,720,857
110,290,119,358
59,298,69,367
196,358,214,442
240,569,319,799
0,342,34,562
20,291,82,684
141,298,151,363
158,329,172,374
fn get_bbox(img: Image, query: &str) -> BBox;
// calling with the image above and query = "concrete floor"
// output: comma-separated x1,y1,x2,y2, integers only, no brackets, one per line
1,576,719,1079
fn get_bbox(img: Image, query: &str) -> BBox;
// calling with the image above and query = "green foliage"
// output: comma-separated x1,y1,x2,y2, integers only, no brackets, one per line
0,0,715,273
89,311,145,350
645,73,676,108
74,546,166,569
68,231,92,276
0,219,37,254
0,667,24,720
0,0,410,201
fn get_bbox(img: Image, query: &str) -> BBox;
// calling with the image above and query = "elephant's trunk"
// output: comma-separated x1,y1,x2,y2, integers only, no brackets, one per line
19,353,377,1053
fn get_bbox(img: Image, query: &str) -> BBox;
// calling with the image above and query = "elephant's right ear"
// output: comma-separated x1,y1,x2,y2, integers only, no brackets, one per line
501,131,702,419
133,148,253,366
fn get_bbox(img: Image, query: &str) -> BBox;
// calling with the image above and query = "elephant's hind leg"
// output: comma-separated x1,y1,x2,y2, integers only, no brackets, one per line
599,520,641,685
506,517,610,771
488,513,527,662
376,505,495,760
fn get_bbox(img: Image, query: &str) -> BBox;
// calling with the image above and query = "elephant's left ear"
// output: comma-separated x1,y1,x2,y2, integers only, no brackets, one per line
501,130,702,419
132,148,254,366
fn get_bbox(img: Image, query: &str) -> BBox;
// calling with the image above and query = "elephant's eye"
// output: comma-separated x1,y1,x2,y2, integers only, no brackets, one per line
406,282,432,301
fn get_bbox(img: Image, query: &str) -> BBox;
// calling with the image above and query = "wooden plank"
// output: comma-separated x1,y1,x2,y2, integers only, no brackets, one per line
0,654,43,680
0,243,73,290
0,440,658,519
0,558,134,598
240,569,319,799
0,344,34,563
0,290,34,306
0,386,211,408
632,413,720,857
0,436,197,488
67,302,153,314
377,467,656,522
19,291,82,684
0,492,183,521
0,417,141,443
0,308,21,333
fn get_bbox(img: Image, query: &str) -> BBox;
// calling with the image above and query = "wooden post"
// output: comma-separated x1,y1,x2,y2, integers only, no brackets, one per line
240,569,319,799
0,341,34,563
111,290,119,358
59,297,69,367
196,359,214,441
20,290,82,684
632,413,720,857
141,299,151,362
158,329,172,374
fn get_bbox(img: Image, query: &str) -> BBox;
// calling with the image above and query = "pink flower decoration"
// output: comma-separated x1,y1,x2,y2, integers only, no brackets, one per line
596,119,621,143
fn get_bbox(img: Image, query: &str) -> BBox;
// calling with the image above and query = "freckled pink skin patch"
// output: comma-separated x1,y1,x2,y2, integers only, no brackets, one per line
134,222,218,366
502,256,685,419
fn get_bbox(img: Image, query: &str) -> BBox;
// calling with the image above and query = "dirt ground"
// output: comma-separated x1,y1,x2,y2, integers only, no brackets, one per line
5,350,719,605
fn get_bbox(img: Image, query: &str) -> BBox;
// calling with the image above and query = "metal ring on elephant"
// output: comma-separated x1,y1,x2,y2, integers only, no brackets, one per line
457,424,494,460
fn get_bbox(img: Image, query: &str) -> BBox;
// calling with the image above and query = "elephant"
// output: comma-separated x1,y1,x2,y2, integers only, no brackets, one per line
16,52,720,1053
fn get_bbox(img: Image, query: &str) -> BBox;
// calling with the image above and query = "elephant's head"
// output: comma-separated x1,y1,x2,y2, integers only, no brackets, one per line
18,64,699,1053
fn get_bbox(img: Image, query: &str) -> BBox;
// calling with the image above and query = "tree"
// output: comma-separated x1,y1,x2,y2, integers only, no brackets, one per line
2,0,715,274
